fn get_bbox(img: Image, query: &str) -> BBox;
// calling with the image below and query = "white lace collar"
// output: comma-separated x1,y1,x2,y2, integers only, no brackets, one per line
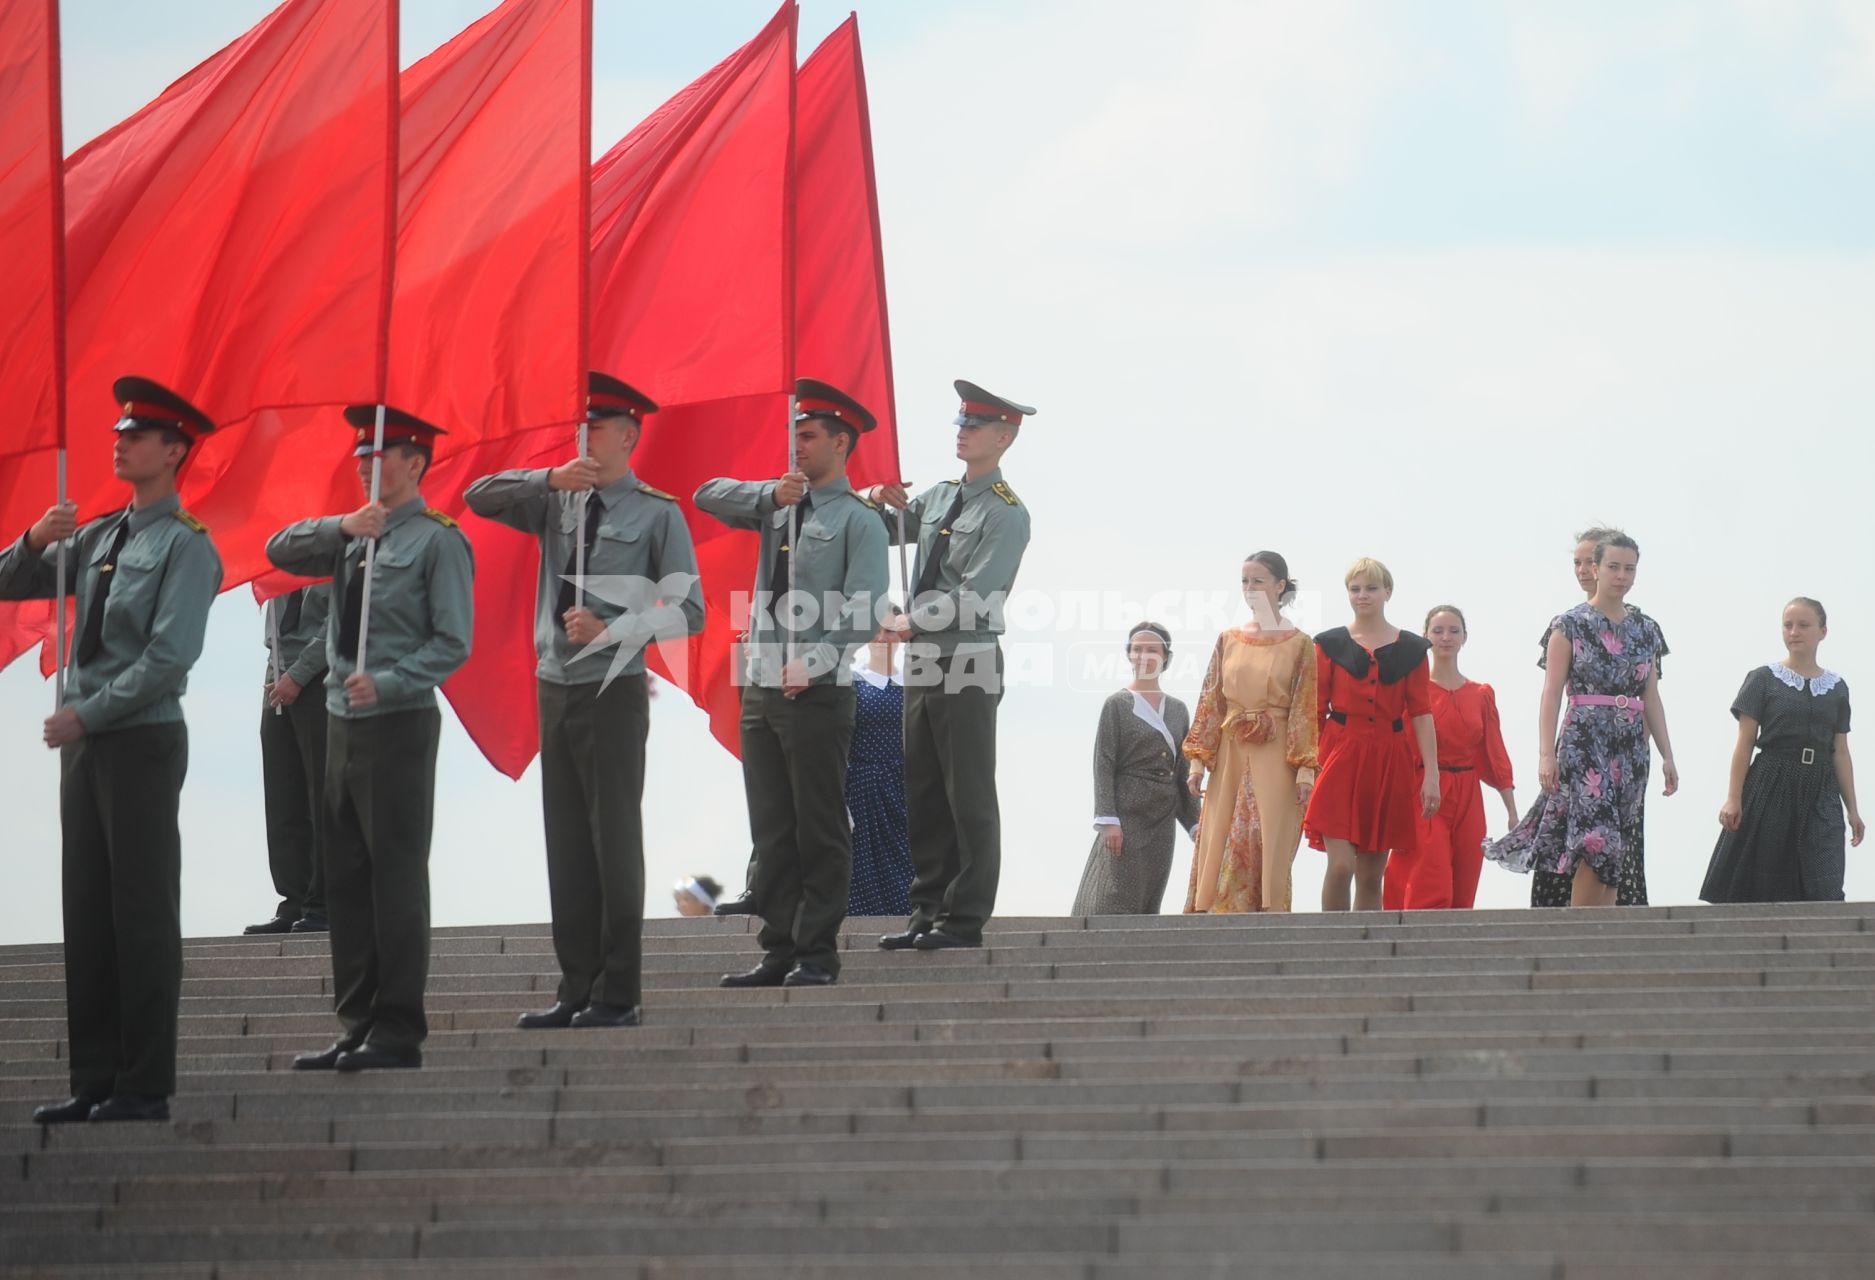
1769,663,1842,696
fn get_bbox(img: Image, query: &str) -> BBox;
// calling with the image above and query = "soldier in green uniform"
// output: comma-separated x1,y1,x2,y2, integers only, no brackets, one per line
465,372,705,1030
246,583,332,935
695,378,889,988
6,377,224,1124
867,380,1034,951
267,405,473,1072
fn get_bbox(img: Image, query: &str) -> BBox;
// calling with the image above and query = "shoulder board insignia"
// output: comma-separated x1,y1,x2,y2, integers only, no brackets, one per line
421,507,458,528
855,490,880,510
941,478,961,486
172,509,209,534
636,482,678,502
990,481,1021,506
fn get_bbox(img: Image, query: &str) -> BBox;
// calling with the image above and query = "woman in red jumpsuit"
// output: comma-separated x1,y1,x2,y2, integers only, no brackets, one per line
1385,606,1518,910
1304,558,1439,911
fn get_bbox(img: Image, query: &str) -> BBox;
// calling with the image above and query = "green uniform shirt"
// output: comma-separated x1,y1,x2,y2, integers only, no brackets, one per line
265,496,474,720
463,466,705,685
264,585,331,689
694,474,888,688
885,467,1031,654
0,492,223,732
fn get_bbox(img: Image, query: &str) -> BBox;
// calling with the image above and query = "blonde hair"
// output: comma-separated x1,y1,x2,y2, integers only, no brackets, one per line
1344,557,1393,591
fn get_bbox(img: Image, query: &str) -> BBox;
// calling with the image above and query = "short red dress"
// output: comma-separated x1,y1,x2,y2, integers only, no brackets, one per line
1385,680,1515,910
1303,628,1432,855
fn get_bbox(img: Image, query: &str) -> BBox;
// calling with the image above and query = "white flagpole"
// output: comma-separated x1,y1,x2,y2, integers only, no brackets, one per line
266,598,284,717
355,404,387,672
895,503,910,607
53,448,67,710
573,419,590,609
784,395,798,673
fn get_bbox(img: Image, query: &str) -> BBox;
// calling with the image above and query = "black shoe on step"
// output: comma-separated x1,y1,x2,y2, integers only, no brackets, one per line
570,1002,642,1029
335,1045,421,1072
718,963,789,989
32,1095,104,1125
289,912,329,933
88,1094,169,1123
515,1001,583,1030
713,891,757,917
291,1041,359,1071
877,926,930,951
913,928,982,951
782,963,837,987
243,914,296,935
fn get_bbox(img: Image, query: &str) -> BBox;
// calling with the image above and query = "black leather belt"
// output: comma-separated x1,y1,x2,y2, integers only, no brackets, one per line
1439,765,1473,773
1327,709,1403,731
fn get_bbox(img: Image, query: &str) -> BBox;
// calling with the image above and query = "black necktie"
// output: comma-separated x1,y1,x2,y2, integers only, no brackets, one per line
337,544,369,661
767,494,812,622
75,519,130,666
556,499,604,619
280,588,304,635
913,489,966,599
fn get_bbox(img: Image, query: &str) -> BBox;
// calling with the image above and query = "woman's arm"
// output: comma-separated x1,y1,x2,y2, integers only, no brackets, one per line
1642,665,1678,795
1717,715,1757,831
1834,733,1863,847
1537,628,1571,792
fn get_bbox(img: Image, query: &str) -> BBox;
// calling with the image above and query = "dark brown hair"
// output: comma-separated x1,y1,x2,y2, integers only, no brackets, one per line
1244,550,1298,604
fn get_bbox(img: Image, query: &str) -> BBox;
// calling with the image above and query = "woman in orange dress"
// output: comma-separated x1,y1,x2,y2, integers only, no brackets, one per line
1304,557,1439,912
1181,552,1318,913
1384,606,1518,910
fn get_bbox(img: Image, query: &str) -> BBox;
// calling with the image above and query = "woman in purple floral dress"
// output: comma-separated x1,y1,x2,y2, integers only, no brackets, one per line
1486,533,1679,906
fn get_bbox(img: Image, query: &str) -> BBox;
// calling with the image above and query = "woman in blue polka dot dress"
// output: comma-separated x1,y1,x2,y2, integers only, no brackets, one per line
847,614,914,916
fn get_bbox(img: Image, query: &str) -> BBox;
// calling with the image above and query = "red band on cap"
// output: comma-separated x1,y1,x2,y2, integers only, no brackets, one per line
587,392,641,419
120,400,196,431
795,396,848,420
960,399,1020,425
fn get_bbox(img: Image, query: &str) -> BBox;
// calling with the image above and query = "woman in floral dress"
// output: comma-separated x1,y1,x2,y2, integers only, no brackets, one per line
1182,552,1318,913
1486,533,1679,906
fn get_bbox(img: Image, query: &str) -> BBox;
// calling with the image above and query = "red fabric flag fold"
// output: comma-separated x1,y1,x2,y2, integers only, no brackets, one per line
0,0,398,668
0,0,65,459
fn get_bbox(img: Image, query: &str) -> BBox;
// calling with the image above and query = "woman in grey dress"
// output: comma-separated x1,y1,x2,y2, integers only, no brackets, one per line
1073,623,1200,914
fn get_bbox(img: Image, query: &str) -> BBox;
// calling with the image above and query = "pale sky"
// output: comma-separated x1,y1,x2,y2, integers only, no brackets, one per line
3,0,1872,944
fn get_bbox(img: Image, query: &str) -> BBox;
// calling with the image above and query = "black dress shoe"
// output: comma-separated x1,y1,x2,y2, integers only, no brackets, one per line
570,1002,642,1028
878,926,931,951
782,963,836,987
88,1094,169,1123
718,963,789,989
913,928,982,951
32,1095,104,1124
713,891,757,917
335,1045,421,1072
243,914,296,935
515,1001,583,1029
291,1042,359,1071
289,912,329,933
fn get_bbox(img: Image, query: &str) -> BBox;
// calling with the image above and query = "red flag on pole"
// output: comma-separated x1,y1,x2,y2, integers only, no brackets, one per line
0,0,71,675
794,14,899,493
444,2,799,776
387,0,590,447
0,0,398,665
0,0,64,460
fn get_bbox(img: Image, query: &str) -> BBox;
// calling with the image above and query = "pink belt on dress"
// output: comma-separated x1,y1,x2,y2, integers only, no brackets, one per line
1570,694,1643,710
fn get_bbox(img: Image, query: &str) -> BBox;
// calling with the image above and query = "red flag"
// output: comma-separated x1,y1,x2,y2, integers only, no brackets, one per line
0,0,64,459
387,0,590,447
794,15,899,490
446,2,798,776
0,0,397,666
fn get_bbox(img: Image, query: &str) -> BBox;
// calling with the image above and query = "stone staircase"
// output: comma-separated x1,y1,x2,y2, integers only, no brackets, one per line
2,903,1873,1278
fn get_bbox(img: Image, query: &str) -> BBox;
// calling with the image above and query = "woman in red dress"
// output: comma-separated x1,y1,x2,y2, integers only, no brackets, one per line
1384,606,1518,910
1304,558,1439,911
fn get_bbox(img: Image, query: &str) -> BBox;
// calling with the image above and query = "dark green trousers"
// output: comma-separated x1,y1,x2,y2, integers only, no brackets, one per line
323,707,440,1052
59,721,186,1099
740,683,854,974
903,645,1004,941
539,675,648,1007
260,684,326,917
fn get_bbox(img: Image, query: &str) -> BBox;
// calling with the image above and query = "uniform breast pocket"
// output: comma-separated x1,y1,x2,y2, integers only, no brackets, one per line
594,524,648,576
948,511,986,556
110,544,164,627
